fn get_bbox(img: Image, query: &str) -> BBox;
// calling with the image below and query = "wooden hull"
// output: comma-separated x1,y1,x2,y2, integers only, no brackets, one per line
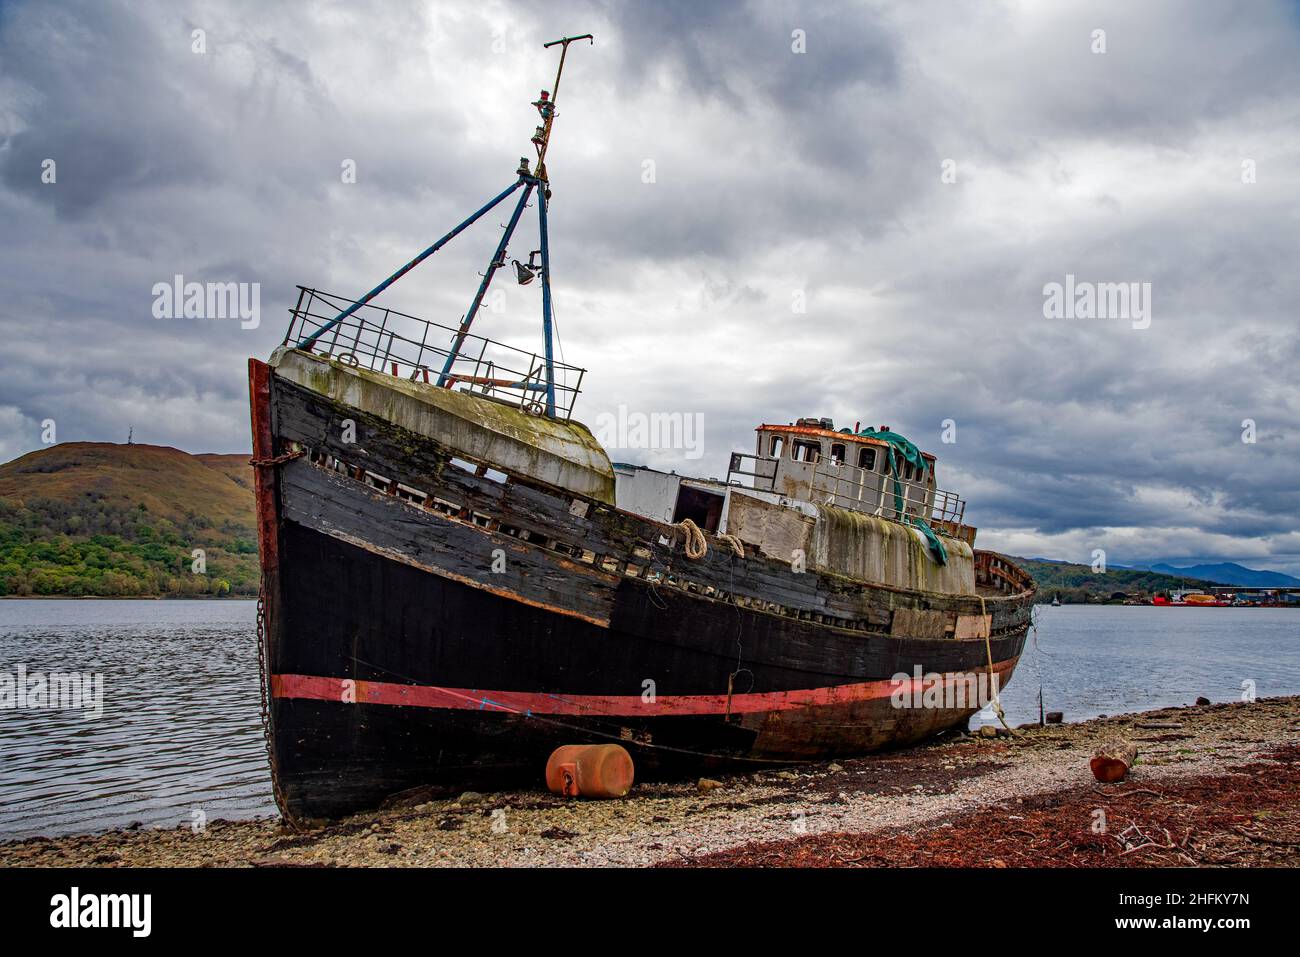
249,359,1036,819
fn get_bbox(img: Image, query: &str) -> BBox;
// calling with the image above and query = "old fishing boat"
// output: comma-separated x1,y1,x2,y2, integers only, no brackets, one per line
248,37,1036,819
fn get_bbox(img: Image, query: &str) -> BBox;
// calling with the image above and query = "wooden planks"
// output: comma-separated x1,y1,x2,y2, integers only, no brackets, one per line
270,372,1035,641
279,457,619,628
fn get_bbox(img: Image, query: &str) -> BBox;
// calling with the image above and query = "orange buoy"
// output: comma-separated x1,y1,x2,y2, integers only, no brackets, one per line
545,744,635,798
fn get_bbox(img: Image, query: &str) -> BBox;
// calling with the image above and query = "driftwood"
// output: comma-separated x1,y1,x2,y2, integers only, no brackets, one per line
1090,740,1138,783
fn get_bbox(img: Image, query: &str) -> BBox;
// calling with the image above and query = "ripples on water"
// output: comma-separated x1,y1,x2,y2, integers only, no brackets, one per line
0,600,272,839
994,605,1300,726
1,601,1297,838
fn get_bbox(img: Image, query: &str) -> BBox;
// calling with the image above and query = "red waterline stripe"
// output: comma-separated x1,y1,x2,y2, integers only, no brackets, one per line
272,658,1018,718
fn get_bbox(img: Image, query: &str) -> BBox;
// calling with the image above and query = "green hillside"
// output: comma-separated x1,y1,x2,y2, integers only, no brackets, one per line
0,443,258,598
1014,557,1220,604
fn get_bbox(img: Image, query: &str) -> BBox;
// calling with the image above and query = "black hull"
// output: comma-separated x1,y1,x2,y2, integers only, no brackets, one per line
273,522,1026,816
249,359,1036,819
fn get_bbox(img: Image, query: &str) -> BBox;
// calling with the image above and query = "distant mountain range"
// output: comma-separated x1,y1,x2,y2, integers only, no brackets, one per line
1014,558,1218,604
1121,562,1300,588
1023,557,1300,590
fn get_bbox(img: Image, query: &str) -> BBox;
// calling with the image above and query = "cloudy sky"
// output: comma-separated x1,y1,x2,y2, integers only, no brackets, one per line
1,0,1298,572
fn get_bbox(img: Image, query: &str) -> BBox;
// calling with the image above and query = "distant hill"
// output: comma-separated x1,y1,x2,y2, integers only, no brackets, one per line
0,443,257,597
1146,562,1300,588
192,453,256,494
1011,557,1221,604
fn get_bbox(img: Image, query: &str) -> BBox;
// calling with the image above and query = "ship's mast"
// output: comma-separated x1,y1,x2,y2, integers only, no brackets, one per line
533,34,591,415
296,35,593,419
533,33,592,183
436,33,592,414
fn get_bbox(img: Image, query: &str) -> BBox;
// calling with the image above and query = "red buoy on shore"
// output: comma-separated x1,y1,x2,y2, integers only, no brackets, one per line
545,744,635,798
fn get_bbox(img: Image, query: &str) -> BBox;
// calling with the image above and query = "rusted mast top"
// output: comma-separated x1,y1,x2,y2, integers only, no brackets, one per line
533,34,593,184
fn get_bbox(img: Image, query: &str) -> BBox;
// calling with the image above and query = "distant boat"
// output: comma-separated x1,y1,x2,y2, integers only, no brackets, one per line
1051,596,1061,607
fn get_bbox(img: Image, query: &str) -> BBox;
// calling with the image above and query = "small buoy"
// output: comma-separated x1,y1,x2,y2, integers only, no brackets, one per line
545,744,635,798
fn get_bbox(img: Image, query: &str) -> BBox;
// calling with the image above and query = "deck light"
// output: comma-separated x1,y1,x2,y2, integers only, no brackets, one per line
513,250,542,285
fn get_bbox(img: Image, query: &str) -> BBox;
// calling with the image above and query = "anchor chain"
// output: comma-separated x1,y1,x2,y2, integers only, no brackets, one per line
256,588,299,830
249,449,305,469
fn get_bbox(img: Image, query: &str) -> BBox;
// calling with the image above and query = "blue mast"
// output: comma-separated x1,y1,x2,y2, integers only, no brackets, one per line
537,190,557,415
299,35,593,419
437,33,592,414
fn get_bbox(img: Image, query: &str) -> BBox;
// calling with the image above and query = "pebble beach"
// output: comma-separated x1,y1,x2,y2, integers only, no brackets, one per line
4,696,1296,868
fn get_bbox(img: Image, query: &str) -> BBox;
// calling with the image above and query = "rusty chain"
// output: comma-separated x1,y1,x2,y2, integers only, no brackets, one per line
249,449,305,469
256,588,300,831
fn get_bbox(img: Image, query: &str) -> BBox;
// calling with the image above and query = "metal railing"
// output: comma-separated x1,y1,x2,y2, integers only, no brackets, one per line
726,452,966,526
282,287,586,420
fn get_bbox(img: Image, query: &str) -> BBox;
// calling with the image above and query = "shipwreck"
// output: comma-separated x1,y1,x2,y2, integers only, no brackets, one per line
247,36,1036,818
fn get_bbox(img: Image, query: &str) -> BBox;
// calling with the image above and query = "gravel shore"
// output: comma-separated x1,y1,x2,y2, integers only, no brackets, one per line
4,696,1297,868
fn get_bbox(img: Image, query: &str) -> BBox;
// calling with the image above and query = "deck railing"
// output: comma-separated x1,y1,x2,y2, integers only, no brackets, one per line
282,287,585,420
726,452,966,526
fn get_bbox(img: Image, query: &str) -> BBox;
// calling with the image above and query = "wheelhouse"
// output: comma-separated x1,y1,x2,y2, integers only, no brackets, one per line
613,416,974,547
727,418,972,541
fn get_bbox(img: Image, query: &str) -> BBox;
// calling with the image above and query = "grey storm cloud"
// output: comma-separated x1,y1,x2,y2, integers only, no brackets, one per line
0,0,1298,572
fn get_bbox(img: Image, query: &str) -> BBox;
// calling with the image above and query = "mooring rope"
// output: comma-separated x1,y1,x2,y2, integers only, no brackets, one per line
717,533,746,559
675,519,745,560
676,519,707,560
979,594,1014,733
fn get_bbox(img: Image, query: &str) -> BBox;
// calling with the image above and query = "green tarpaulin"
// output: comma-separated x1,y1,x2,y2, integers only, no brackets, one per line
856,427,948,565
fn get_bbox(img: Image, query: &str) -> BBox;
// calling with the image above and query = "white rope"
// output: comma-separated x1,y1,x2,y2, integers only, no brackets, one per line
979,594,1014,733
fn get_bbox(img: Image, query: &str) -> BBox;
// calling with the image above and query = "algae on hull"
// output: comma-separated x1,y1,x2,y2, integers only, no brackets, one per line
811,502,976,595
270,347,616,504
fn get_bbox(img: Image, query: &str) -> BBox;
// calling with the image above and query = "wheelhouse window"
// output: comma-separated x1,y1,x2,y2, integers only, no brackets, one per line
792,439,821,463
904,462,915,481
857,447,876,471
769,434,784,458
830,443,846,465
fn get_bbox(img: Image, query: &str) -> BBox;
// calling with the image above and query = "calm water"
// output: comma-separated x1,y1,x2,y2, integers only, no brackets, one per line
0,600,270,839
1,601,1298,838
993,605,1300,726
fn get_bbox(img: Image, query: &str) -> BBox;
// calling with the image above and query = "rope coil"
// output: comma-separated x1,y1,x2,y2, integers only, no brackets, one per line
677,519,707,560
717,533,746,559
675,519,745,560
